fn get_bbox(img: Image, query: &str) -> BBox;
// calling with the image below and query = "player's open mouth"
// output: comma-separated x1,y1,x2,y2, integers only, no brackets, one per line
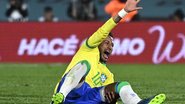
103,50,111,59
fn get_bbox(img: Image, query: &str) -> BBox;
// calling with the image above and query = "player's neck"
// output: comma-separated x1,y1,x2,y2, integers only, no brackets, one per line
100,61,107,66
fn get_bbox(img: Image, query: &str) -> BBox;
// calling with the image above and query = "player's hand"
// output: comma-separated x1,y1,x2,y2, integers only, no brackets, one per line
104,83,119,104
104,84,119,103
124,0,142,12
104,90,115,103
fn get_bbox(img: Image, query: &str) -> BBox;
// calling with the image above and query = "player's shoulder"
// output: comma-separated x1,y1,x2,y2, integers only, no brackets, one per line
78,41,99,53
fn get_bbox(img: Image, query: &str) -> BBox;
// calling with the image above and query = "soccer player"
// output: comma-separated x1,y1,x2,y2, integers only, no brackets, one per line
51,0,166,103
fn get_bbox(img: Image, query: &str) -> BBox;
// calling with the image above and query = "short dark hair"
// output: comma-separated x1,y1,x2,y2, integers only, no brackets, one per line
44,6,53,12
174,9,184,20
109,32,114,38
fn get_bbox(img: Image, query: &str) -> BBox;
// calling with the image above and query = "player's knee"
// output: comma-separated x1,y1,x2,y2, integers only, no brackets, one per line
115,81,130,94
68,60,91,77
65,60,91,82
79,60,91,76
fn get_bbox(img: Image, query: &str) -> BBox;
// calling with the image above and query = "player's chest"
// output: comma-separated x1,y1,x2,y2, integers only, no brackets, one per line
90,63,113,86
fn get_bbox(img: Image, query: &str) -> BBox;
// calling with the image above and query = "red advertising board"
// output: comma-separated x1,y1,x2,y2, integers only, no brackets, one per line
0,22,185,64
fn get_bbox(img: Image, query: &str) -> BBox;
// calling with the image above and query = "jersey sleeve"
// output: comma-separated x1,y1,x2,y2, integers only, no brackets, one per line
85,18,117,48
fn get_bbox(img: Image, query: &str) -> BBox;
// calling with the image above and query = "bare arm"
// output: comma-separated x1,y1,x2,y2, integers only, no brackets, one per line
86,0,142,48
113,15,122,23
113,0,142,23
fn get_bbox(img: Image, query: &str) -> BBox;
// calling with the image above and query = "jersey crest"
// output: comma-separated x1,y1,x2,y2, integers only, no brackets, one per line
100,73,107,83
92,72,108,86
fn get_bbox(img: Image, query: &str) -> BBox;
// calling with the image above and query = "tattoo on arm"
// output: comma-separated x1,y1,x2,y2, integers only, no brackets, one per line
113,15,122,23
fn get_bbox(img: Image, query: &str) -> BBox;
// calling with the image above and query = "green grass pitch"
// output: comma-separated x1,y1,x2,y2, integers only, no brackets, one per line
0,63,184,104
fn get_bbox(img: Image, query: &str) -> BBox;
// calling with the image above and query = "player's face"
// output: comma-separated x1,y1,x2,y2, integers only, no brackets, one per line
98,36,114,63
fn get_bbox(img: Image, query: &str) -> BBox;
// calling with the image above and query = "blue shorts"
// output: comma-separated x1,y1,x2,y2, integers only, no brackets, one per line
56,75,106,104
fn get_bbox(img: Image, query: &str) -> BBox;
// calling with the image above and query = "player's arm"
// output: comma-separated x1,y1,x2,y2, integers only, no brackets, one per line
85,18,117,48
113,0,142,23
86,0,142,48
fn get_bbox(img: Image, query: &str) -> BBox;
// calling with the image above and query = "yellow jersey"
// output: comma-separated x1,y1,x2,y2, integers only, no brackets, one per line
63,18,117,88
